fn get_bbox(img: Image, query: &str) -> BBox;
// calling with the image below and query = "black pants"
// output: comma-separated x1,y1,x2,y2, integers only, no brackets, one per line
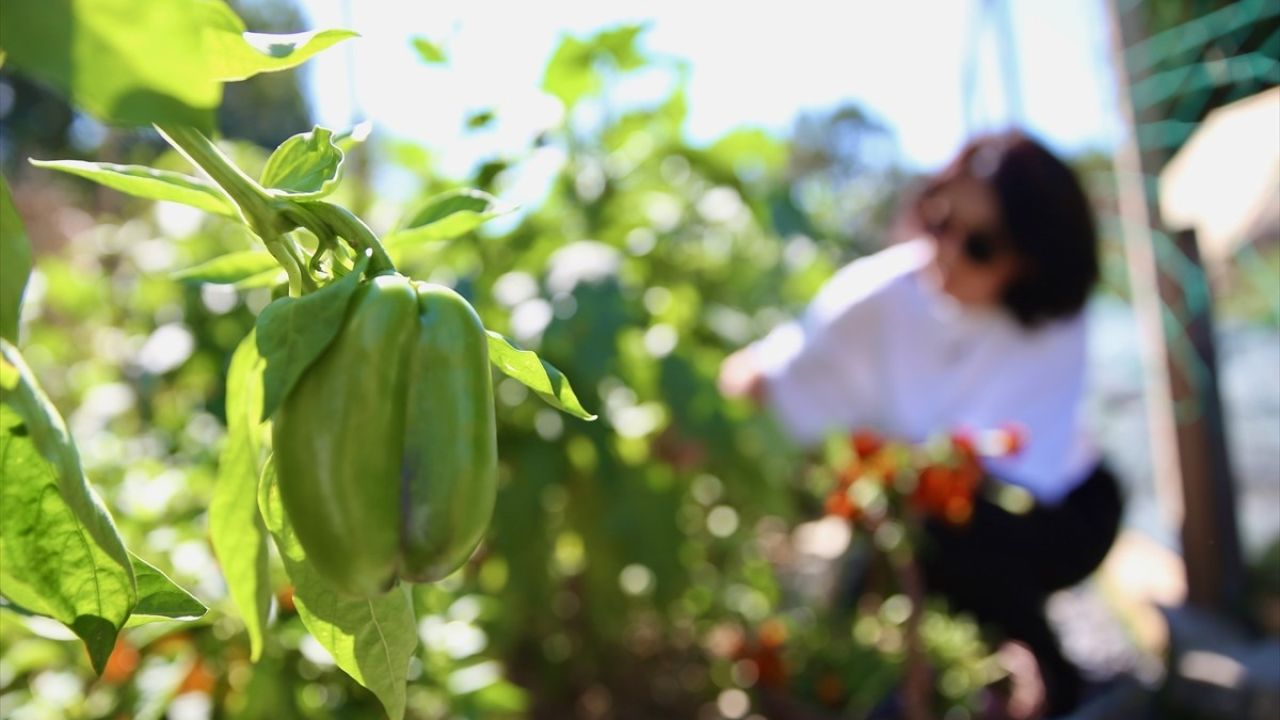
919,464,1123,717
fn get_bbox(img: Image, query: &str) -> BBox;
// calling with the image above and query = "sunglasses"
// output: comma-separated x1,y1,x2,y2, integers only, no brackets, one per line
922,214,1008,266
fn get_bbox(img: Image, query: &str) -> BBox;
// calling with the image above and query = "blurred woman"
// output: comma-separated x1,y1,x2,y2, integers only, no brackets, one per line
719,129,1122,717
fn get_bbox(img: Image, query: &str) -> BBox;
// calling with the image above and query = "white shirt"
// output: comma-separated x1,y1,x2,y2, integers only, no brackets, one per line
751,238,1099,505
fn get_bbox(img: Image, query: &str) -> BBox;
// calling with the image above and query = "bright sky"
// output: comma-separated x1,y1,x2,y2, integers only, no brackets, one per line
297,0,1122,178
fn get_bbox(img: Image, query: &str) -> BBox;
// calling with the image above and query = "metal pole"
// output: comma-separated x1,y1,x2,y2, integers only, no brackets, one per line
992,0,1023,124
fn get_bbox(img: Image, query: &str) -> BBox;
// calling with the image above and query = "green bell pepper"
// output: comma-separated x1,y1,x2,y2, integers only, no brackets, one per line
272,275,497,597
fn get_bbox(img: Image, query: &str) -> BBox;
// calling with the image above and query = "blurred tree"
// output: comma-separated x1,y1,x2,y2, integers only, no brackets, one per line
789,105,896,183
785,104,916,255
0,75,76,172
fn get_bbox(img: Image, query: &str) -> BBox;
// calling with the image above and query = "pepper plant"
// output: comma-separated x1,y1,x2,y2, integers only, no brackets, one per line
0,2,592,718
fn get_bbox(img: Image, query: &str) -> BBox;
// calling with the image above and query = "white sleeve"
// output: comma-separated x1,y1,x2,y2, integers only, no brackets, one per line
748,242,928,445
751,315,869,445
979,315,1098,504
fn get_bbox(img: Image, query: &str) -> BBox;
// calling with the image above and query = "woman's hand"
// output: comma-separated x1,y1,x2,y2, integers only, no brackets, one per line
718,347,767,405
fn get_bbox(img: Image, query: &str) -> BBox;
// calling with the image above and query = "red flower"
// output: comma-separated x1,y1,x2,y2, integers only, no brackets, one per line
850,429,883,459
950,429,977,460
912,463,978,526
911,465,951,514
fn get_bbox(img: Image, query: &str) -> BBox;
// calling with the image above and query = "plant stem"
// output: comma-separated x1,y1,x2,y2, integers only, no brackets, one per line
894,519,934,720
157,125,325,295
155,124,277,232
263,240,307,296
155,125,392,289
282,237,320,293
298,201,396,275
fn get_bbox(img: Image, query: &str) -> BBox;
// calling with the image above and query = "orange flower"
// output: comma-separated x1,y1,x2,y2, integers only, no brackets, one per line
912,465,952,514
178,659,217,694
758,618,787,649
912,463,978,526
824,491,856,520
944,494,974,526
101,638,139,685
277,585,296,614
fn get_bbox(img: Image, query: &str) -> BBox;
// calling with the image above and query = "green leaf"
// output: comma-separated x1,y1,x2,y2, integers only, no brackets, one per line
209,332,270,659
0,354,17,390
30,160,237,217
200,0,357,84
542,25,648,110
129,553,206,621
592,25,649,71
411,36,447,64
0,1,351,130
1,176,31,343
485,331,596,420
235,269,288,290
260,127,345,199
385,189,514,247
254,255,367,420
701,127,788,181
542,36,597,110
465,109,496,130
171,251,278,284
259,461,416,720
0,340,136,673
0,0,220,129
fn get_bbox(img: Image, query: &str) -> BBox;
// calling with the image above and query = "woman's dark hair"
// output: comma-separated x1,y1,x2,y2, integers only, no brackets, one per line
908,129,1099,327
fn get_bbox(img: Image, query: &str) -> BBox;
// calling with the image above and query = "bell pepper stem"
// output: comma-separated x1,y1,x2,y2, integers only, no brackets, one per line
157,124,324,295
157,125,392,289
298,201,396,275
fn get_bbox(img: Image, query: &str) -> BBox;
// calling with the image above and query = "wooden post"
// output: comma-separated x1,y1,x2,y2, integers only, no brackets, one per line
1162,229,1245,613
1107,1,1245,616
